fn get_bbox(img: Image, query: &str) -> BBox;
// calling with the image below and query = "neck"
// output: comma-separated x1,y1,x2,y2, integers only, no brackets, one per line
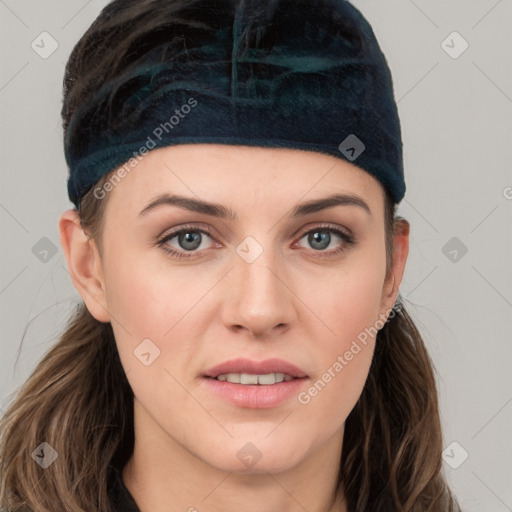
122,399,348,512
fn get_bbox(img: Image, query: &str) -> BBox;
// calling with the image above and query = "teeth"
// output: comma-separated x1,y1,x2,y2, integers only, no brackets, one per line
215,372,295,385
241,373,259,384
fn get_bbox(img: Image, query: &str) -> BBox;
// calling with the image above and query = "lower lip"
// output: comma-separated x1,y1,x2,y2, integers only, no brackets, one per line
201,377,308,408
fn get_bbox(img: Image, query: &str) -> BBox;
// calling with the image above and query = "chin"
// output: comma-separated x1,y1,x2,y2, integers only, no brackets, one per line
200,440,308,475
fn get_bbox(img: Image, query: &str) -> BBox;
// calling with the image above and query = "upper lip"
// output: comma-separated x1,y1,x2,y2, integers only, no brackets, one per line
202,358,308,379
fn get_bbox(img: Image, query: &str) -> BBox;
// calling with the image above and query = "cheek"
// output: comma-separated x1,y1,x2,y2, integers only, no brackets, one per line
100,241,179,370
102,243,220,383
301,249,386,350
295,251,385,418
102,241,190,334
104,263,161,335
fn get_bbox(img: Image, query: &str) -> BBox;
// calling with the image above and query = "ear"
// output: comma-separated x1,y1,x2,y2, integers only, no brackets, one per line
58,209,111,322
379,218,410,318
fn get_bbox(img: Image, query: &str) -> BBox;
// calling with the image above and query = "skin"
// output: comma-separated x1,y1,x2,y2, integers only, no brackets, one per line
59,144,409,512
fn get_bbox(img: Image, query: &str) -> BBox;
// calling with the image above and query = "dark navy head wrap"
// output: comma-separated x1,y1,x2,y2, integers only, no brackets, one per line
64,0,405,208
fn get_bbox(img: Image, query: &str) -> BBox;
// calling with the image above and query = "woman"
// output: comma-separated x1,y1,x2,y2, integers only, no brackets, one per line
0,0,462,510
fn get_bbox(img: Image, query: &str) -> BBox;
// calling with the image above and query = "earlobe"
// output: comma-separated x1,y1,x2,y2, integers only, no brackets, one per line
58,209,111,323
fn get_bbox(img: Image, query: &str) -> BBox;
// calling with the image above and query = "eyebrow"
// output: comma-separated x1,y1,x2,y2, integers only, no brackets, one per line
138,192,371,219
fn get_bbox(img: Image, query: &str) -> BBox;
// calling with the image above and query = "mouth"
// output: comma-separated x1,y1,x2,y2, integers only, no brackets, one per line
200,358,309,408
207,372,302,385
202,357,308,382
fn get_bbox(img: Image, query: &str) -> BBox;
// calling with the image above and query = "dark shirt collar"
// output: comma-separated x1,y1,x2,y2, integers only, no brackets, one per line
108,464,141,512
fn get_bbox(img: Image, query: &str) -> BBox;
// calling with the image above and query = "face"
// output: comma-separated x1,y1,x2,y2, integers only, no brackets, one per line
61,143,408,475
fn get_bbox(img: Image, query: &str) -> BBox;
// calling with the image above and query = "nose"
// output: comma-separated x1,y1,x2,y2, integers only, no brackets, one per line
221,240,297,339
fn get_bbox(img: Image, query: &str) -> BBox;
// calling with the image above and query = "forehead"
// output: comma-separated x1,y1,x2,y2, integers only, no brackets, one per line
105,143,385,215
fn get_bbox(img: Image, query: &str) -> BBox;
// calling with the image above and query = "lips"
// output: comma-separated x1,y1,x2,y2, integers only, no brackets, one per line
201,357,309,408
202,357,308,379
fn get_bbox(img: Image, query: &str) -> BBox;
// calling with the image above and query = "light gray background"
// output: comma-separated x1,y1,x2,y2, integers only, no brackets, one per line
1,1,511,510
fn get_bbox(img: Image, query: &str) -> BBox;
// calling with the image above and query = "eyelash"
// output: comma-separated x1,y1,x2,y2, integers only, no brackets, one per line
156,223,356,260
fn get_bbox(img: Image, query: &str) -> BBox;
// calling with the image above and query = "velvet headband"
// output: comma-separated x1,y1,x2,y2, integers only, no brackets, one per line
64,0,405,208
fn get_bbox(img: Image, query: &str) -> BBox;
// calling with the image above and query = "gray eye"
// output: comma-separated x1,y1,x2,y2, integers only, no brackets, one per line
306,230,333,251
177,231,203,251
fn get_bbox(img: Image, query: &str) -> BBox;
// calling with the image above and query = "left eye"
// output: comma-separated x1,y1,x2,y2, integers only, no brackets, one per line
296,226,354,254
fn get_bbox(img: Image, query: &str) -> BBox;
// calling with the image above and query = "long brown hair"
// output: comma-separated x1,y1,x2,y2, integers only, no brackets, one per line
0,1,461,510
